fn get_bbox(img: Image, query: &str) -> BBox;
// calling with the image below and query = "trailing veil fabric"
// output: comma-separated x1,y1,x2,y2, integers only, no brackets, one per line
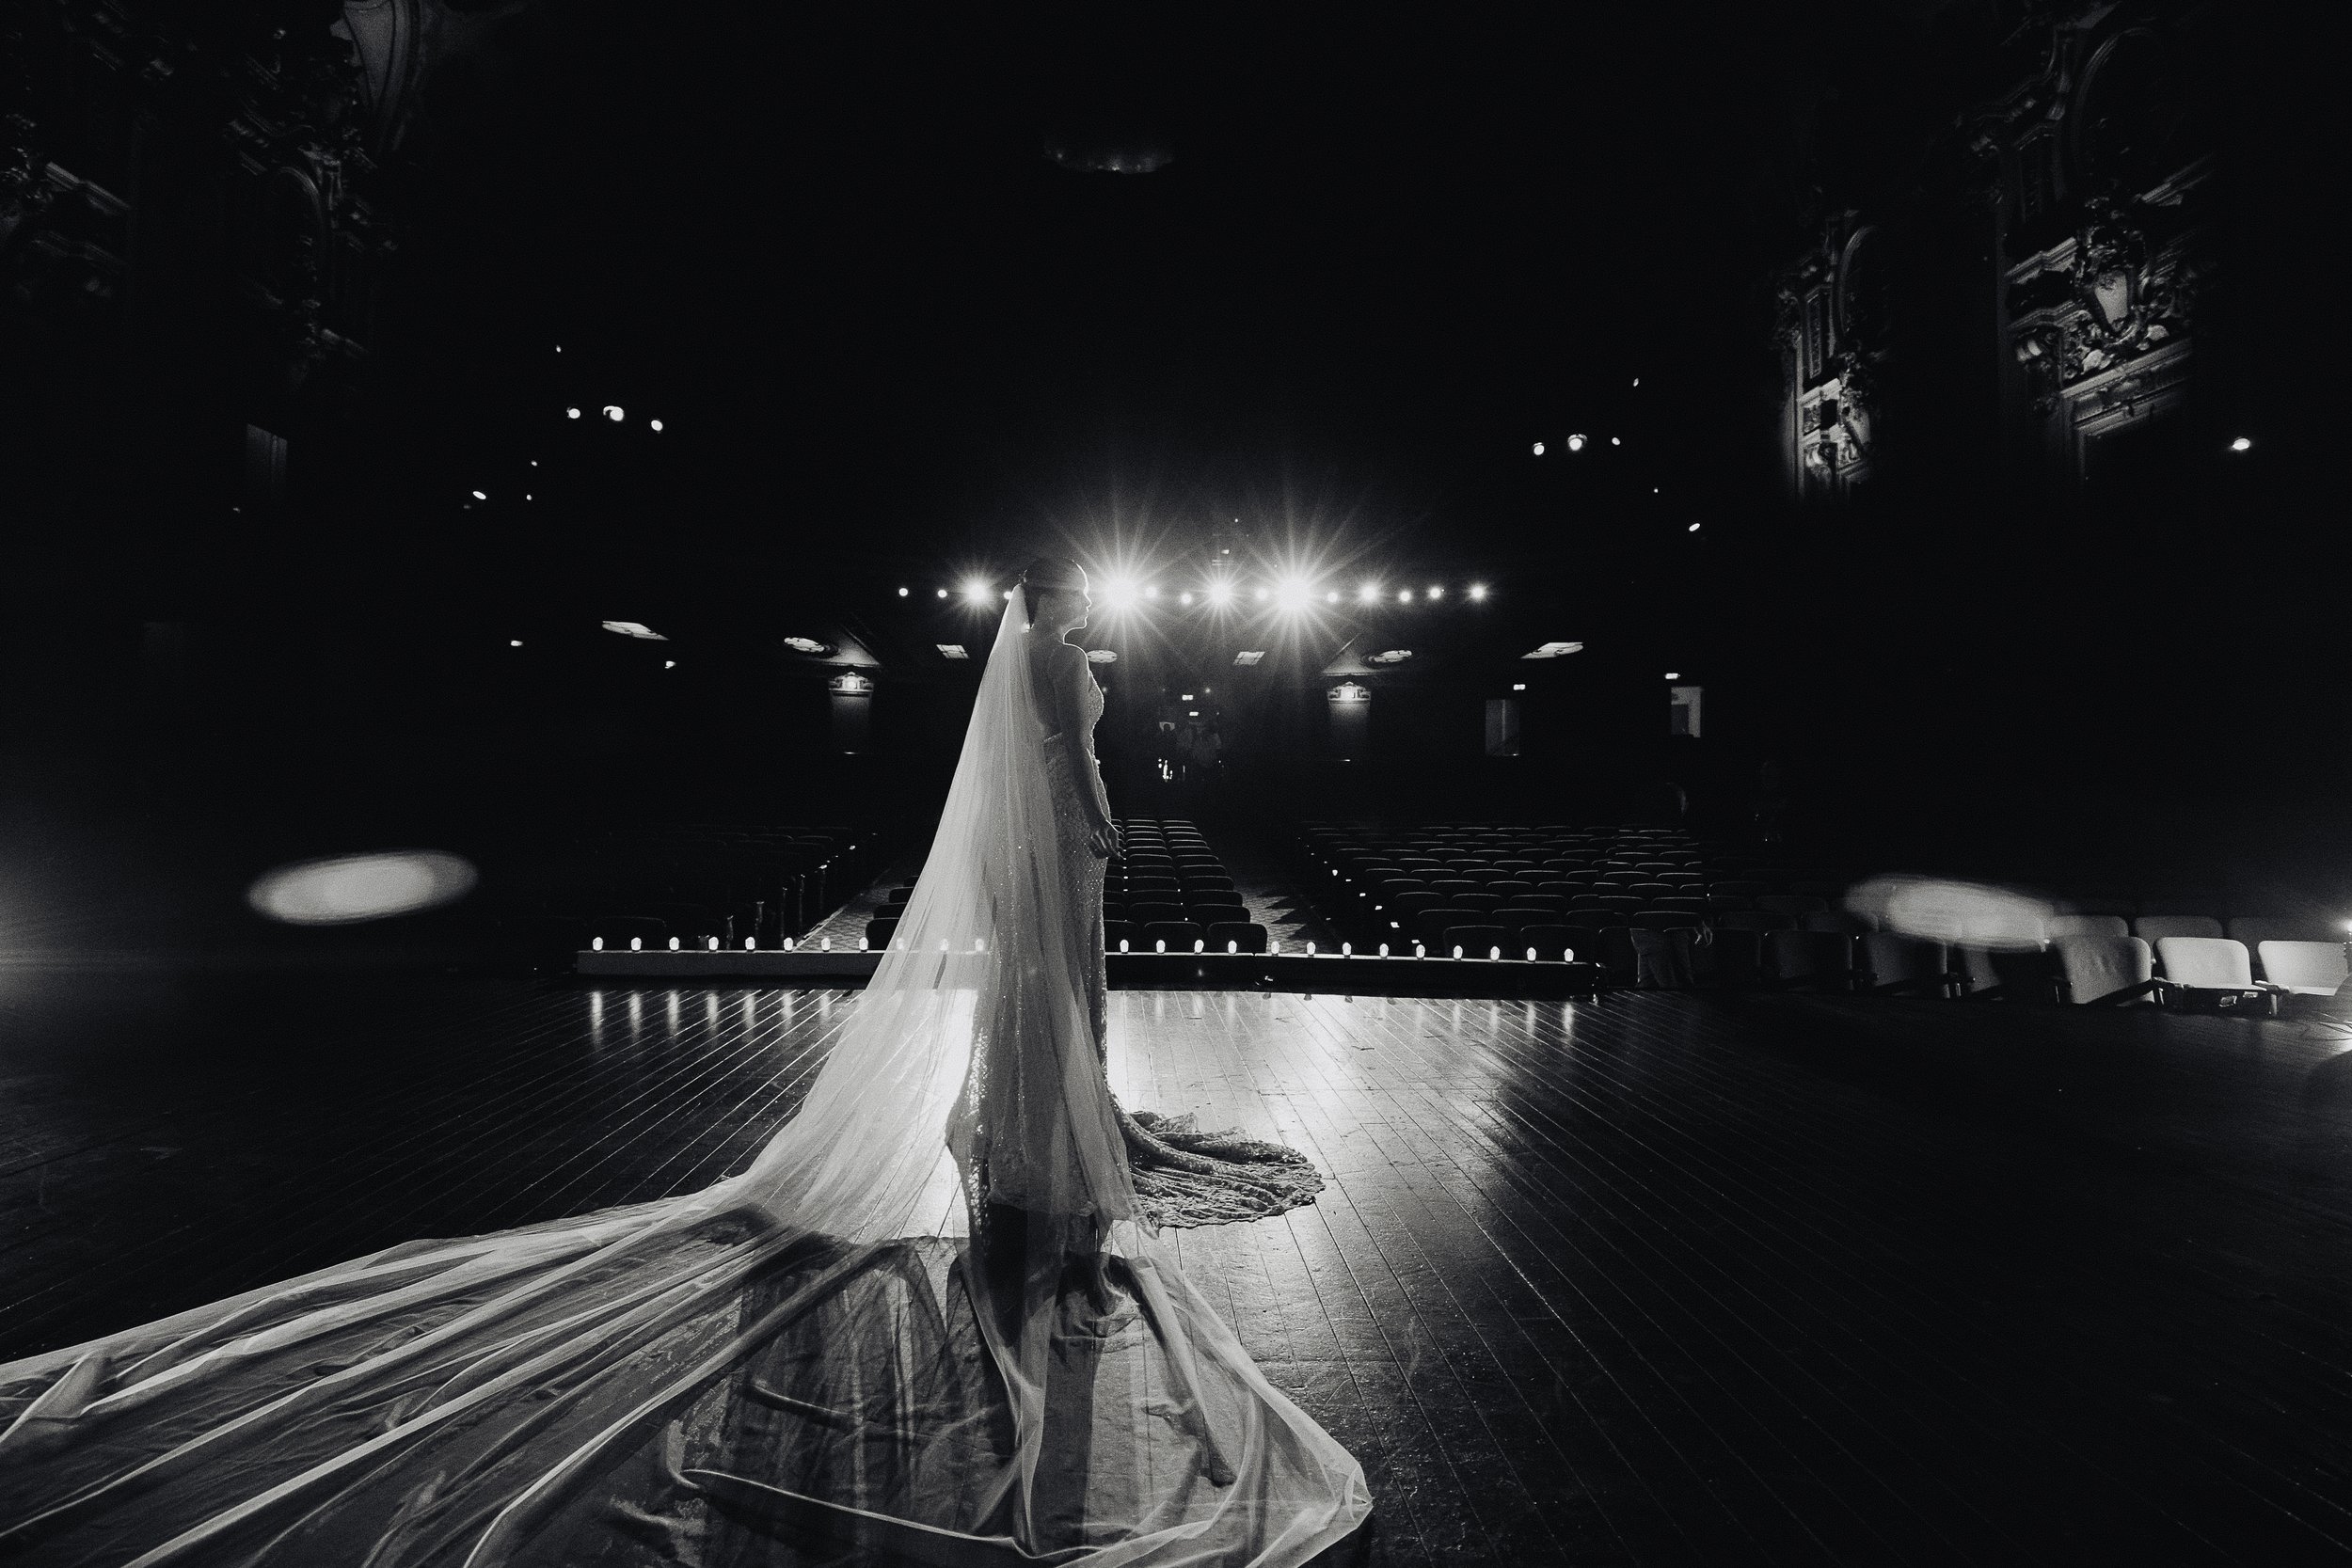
0,594,1371,1566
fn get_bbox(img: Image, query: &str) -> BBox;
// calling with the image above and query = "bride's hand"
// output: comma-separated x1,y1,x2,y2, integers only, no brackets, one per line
1089,820,1120,859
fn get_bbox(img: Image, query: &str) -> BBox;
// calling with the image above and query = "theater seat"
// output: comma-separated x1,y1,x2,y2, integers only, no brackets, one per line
1858,932,1953,996
2256,941,2348,996
2052,934,2155,1005
1142,920,1204,953
865,918,899,948
1207,921,1270,954
1104,919,1137,952
2153,936,2257,990
1130,902,1184,926
1517,925,1578,961
2047,914,2130,940
1417,908,1484,948
1441,924,1509,958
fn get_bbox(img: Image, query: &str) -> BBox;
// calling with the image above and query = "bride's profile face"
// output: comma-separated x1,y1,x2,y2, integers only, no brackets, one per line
1051,585,1091,633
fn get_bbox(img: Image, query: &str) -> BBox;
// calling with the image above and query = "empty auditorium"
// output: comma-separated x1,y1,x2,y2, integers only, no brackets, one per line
0,5,2337,1565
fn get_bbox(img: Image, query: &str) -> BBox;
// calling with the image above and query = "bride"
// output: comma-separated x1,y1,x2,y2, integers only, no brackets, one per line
0,558,1371,1566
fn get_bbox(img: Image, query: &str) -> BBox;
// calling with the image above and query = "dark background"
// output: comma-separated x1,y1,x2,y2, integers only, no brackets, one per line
1,0,2340,958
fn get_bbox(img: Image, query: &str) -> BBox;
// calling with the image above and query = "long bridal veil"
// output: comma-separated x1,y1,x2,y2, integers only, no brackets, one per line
0,594,1371,1567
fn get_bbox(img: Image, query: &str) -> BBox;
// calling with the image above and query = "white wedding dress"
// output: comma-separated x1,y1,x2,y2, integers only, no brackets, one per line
0,596,1371,1566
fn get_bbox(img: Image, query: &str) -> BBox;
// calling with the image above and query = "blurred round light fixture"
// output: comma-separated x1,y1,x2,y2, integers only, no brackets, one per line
1532,441,1545,456
2231,436,2252,451
1566,434,1585,451
603,405,624,421
1468,584,1488,601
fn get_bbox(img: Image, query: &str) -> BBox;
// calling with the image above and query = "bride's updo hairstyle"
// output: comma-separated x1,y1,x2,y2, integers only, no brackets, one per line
1019,556,1088,626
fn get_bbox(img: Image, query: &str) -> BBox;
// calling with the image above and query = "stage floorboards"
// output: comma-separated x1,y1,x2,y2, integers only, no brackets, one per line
5,972,2351,1564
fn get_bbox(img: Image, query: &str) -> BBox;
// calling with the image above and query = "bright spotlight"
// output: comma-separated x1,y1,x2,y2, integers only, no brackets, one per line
1104,580,1137,610
962,580,990,603
897,586,909,596
603,405,624,421
1611,436,1621,446
1688,522,1702,532
1532,441,1545,456
1144,585,1159,599
1428,585,1444,599
1277,578,1311,610
1253,586,1269,602
936,588,948,598
1468,584,1488,601
1566,434,1585,451
650,419,664,433
566,407,581,419
1179,591,1194,606
1398,590,1413,603
470,490,486,500
2231,436,2252,451
1358,582,1379,603
1208,582,1233,606
509,640,523,647
1326,591,1341,604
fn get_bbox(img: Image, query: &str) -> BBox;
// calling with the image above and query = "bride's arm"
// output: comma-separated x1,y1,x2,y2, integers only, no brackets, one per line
1043,645,1119,851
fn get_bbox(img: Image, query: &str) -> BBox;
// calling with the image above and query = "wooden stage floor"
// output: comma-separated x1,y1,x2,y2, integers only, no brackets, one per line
5,971,2351,1564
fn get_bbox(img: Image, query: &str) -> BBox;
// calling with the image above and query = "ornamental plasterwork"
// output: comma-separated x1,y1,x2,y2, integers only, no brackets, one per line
2009,170,2206,418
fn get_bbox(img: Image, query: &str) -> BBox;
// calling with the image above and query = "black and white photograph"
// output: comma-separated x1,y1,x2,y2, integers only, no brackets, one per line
0,2,2339,1562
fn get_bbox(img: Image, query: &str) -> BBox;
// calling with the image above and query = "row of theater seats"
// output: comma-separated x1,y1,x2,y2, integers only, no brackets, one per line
866,817,1274,955
1293,822,2345,1006
533,824,882,953
1293,820,1847,954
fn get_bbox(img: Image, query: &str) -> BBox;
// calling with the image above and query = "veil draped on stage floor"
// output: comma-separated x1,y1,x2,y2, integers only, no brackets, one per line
0,594,1371,1566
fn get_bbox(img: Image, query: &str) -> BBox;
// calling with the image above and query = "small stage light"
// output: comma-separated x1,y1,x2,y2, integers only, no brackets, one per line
510,640,524,647
1489,945,1502,960
566,407,580,419
784,938,796,950
1145,585,1160,599
898,586,909,595
1119,939,1130,952
858,936,868,951
707,936,719,950
743,937,755,949
1341,942,1353,956
1566,434,1584,451
555,345,562,353
1688,523,1702,532
471,490,486,500
936,588,948,597
1526,947,1537,962
1227,940,1239,954
1398,590,1413,604
663,659,676,669
1469,584,1488,601
1179,591,1194,606
650,420,664,432
1155,940,1168,953
1512,682,1525,690
530,461,537,467
1533,441,1545,456
630,937,644,951
1452,944,1464,959
1325,591,1341,604
1193,939,1205,953
1612,436,1621,446
592,937,604,950
525,495,532,501
2231,436,2252,451
1665,671,1680,679
1306,942,1317,956
604,406,624,421
1378,943,1389,957
1428,585,1444,599
1253,586,1269,602
1414,943,1426,958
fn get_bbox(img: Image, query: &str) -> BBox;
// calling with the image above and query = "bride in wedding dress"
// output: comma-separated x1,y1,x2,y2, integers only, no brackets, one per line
0,558,1371,1566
